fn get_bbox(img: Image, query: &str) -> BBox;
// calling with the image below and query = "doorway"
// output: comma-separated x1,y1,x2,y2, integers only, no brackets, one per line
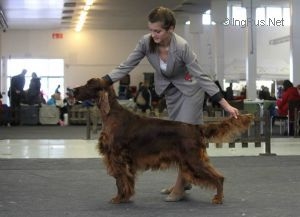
4,58,64,105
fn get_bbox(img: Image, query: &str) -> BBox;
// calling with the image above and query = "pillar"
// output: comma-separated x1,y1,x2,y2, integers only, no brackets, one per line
189,14,203,65
290,0,300,85
242,0,258,100
211,0,227,88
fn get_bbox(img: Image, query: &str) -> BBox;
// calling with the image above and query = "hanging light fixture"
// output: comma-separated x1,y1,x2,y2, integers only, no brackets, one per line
75,0,94,32
0,8,8,32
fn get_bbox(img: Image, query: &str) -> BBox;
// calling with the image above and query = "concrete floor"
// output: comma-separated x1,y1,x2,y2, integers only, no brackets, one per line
0,137,299,158
0,137,300,217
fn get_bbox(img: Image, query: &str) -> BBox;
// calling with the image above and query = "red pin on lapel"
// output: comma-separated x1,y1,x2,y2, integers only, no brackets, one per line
185,72,192,81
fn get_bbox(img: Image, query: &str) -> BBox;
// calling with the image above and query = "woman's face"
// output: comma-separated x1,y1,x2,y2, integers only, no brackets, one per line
148,21,173,45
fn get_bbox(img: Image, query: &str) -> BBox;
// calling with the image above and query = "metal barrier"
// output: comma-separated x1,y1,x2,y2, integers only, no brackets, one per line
84,107,274,155
86,109,91,140
204,111,274,156
69,106,100,140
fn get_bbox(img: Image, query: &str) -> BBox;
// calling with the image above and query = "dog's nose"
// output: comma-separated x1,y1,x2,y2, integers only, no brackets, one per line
72,88,79,97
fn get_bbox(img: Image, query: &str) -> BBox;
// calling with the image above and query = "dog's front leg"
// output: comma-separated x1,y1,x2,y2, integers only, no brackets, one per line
110,176,126,204
108,156,135,204
110,175,133,204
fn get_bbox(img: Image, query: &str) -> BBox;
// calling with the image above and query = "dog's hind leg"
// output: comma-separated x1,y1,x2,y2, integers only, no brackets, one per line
181,152,224,204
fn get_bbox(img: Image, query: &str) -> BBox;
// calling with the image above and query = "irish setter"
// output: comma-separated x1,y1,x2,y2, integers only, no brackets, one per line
73,79,253,204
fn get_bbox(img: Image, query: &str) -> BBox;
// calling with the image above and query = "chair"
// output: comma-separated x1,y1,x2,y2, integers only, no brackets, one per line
289,100,300,136
295,110,300,137
270,115,288,135
244,101,260,114
118,74,131,99
271,100,300,136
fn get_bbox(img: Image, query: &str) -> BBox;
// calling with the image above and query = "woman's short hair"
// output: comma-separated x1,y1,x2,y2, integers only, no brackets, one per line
282,80,293,91
148,7,176,53
148,6,176,30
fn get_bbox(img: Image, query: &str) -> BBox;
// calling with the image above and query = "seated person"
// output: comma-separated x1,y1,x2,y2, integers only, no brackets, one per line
225,83,234,101
297,84,300,96
134,82,152,112
60,88,76,123
47,93,58,105
276,80,300,116
276,80,300,135
259,85,276,100
0,93,11,126
0,93,2,107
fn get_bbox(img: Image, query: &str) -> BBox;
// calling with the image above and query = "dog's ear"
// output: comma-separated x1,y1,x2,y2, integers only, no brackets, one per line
102,92,110,114
86,78,110,90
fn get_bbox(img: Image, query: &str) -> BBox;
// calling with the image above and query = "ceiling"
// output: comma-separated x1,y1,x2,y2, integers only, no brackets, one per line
0,0,290,32
0,0,211,31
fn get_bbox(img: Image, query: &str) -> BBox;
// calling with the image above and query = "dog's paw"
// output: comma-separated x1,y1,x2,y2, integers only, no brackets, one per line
110,196,121,204
110,196,130,204
212,194,223,204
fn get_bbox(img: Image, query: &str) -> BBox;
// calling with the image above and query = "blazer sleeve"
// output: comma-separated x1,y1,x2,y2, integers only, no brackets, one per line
107,37,147,82
181,42,223,102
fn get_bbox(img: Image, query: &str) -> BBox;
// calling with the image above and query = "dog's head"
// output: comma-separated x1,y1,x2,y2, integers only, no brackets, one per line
73,78,103,101
73,79,118,114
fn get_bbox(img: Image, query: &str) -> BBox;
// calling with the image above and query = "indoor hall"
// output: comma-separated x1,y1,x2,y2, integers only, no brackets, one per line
0,0,300,217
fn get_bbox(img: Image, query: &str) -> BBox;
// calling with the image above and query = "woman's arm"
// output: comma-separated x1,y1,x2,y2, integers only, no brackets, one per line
108,36,147,83
218,98,239,118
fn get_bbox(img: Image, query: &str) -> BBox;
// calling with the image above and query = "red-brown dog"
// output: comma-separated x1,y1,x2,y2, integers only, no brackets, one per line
74,79,253,204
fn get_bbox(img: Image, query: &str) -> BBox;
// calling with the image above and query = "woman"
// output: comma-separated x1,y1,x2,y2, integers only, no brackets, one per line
276,80,300,116
297,84,300,96
92,6,239,202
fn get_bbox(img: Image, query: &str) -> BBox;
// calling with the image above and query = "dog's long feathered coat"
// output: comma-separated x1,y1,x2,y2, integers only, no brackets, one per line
74,81,253,204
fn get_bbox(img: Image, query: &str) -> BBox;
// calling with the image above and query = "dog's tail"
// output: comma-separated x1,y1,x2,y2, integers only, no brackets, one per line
202,114,254,143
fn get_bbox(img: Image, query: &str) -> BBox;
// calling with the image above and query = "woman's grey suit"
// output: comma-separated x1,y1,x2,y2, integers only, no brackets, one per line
108,33,222,124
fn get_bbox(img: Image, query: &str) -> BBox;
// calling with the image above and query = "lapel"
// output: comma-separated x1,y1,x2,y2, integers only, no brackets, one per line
164,33,176,77
152,52,161,73
148,33,177,77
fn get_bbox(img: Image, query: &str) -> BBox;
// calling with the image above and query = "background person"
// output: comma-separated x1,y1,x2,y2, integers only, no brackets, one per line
8,69,27,124
134,82,152,113
26,72,41,105
276,80,300,135
296,84,300,96
276,80,300,116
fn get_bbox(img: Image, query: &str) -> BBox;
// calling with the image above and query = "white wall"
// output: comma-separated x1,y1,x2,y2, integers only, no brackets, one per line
183,24,290,81
0,24,290,94
223,25,290,80
0,29,155,90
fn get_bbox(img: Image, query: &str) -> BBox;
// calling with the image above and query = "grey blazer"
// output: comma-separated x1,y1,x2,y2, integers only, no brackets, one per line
108,32,221,100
